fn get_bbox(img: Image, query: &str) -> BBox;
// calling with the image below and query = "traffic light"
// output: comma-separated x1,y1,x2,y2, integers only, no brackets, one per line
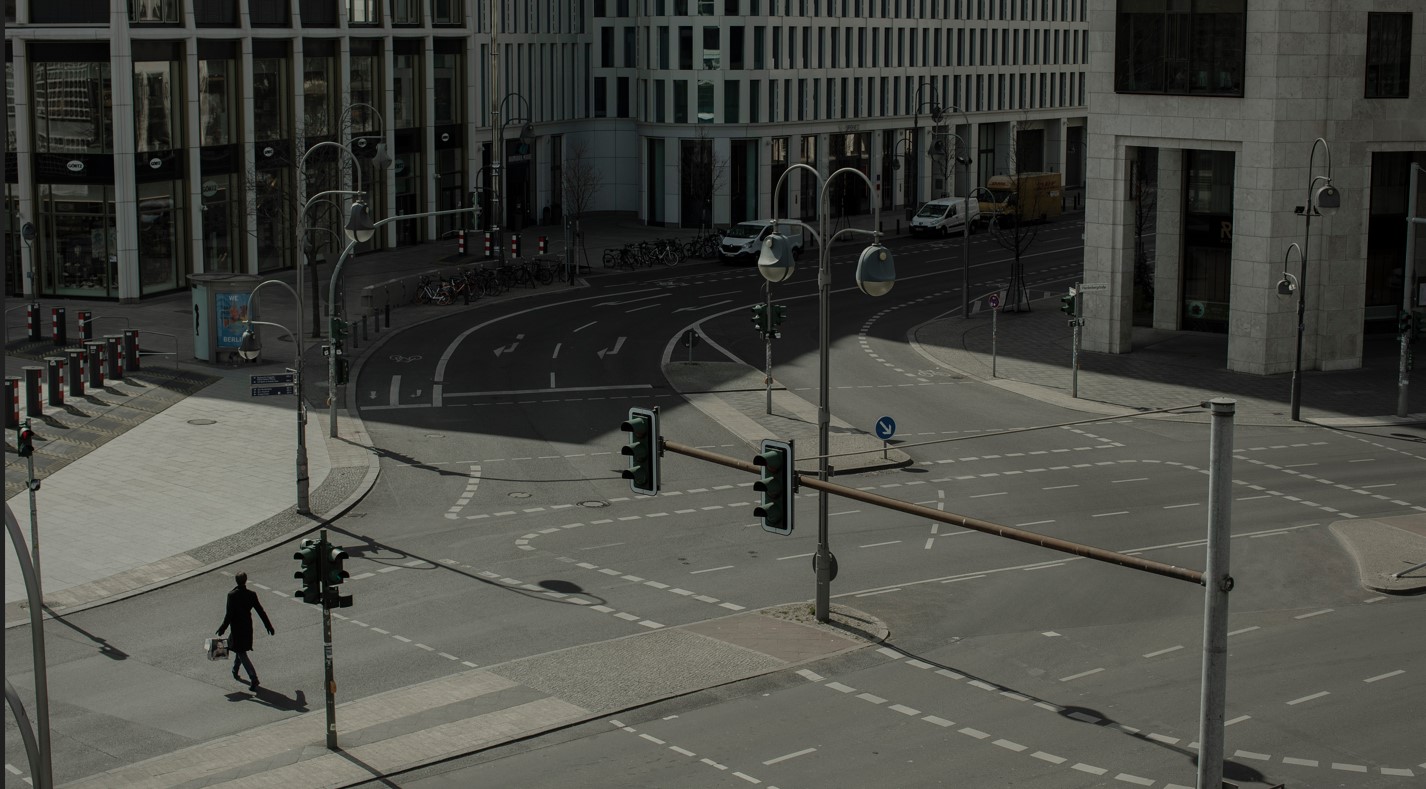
330,316,349,342
323,542,350,587
620,406,660,495
1401,309,1415,338
16,426,35,458
753,438,795,535
750,303,769,335
294,539,321,604
335,356,351,385
771,304,787,338
1060,288,1078,318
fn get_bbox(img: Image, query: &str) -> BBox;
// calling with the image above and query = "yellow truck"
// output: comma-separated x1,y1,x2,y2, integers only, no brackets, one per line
978,172,1063,224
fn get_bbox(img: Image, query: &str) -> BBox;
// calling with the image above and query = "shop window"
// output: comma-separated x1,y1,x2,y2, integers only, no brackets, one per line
1365,13,1411,99
39,184,117,296
1115,0,1245,97
199,57,236,146
133,60,180,152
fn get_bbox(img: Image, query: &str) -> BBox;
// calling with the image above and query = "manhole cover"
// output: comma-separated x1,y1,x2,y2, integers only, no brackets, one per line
578,500,610,508
188,419,217,426
508,492,532,499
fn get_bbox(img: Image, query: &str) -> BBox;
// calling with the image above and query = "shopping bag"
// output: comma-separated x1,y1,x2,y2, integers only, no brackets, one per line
205,637,229,661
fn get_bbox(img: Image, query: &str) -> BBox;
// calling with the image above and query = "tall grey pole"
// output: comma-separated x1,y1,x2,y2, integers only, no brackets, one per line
1291,205,1310,422
25,418,41,582
328,239,357,438
1400,163,1421,418
962,193,971,317
489,0,502,261
1196,398,1236,789
320,527,338,750
5,507,52,789
815,190,832,623
765,283,774,415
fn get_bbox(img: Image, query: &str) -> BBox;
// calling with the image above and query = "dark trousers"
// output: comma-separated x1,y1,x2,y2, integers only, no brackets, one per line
232,651,257,682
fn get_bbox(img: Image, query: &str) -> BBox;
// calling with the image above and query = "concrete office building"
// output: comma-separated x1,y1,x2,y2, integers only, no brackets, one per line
4,0,1089,302
1083,0,1425,375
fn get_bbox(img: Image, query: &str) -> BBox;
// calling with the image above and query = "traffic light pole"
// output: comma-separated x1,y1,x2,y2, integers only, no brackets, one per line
23,419,41,586
319,528,337,750
1399,163,1422,418
764,284,774,415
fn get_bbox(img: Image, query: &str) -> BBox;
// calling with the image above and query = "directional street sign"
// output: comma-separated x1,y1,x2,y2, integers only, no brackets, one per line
874,416,896,440
1077,282,1109,292
251,385,296,397
251,373,295,386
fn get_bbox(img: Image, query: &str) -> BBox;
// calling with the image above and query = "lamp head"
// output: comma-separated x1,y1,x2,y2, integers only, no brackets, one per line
855,244,896,297
1312,182,1340,215
931,105,945,125
238,327,261,361
757,233,797,283
1276,277,1295,297
372,142,393,171
345,197,376,243
520,123,536,143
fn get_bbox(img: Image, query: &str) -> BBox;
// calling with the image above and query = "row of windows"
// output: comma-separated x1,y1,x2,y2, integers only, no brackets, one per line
595,69,1084,121
601,23,1087,71
19,0,586,33
604,0,1086,23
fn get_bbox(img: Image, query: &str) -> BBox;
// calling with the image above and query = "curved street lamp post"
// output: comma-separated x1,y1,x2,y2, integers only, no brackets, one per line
238,283,308,515
1282,138,1341,422
759,163,896,623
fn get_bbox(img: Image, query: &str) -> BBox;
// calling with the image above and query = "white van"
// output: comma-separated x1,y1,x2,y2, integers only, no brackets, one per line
910,198,981,237
719,220,805,264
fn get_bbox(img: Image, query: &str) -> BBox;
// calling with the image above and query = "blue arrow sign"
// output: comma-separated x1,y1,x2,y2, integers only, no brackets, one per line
251,385,295,397
874,416,896,440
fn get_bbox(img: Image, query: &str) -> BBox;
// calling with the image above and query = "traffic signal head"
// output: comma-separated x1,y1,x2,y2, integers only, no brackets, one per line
752,438,795,535
772,304,787,328
330,316,349,342
620,406,660,495
750,303,769,335
335,356,351,385
324,542,350,587
294,539,321,604
1060,288,1078,317
1401,309,1415,337
16,427,35,458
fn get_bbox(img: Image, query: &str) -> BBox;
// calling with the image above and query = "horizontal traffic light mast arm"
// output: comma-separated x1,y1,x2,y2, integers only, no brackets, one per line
662,440,1204,587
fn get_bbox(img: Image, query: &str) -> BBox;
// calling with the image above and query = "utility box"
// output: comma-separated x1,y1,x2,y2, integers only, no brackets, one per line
190,273,261,363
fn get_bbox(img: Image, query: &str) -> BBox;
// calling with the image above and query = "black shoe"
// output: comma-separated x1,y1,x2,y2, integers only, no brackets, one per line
250,678,260,690
232,670,242,682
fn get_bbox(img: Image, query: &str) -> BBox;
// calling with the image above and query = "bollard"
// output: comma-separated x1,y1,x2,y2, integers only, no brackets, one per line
26,302,42,342
104,335,124,380
538,236,548,255
44,357,65,408
84,340,106,389
384,302,391,329
51,306,67,346
78,309,94,341
123,329,141,372
510,234,521,259
66,349,87,397
458,229,466,256
361,315,369,342
23,366,43,417
4,377,18,428
484,232,493,258
351,319,360,350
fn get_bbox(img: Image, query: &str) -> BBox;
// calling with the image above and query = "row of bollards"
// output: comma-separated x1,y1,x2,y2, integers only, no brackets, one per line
5,331,143,428
24,303,101,346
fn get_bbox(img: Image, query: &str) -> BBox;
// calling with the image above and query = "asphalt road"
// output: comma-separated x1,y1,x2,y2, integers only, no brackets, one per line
8,221,1424,788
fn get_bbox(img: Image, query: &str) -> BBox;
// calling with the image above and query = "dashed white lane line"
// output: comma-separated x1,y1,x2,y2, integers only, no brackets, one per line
1142,645,1184,658
1285,691,1330,706
1058,667,1105,682
611,720,782,788
556,557,748,612
763,747,816,765
1364,669,1404,683
1294,608,1334,619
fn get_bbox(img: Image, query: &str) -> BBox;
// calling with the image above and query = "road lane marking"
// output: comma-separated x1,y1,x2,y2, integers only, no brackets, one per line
389,375,401,406
1286,691,1330,705
1142,645,1183,658
1294,608,1333,619
1059,668,1105,682
690,565,734,574
859,540,902,548
1224,715,1251,726
1227,626,1260,636
1364,670,1404,683
763,748,816,765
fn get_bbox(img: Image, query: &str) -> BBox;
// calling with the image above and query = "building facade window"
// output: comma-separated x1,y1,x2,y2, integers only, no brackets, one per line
193,0,237,25
433,50,462,124
198,56,236,147
1114,0,1245,97
39,183,118,296
348,0,379,25
299,0,337,25
130,0,181,23
1365,12,1411,99
432,0,461,24
33,61,113,154
249,0,289,26
302,42,337,136
392,0,419,24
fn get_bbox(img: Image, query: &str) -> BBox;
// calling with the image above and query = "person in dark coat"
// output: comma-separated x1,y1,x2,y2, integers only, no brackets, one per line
216,572,274,689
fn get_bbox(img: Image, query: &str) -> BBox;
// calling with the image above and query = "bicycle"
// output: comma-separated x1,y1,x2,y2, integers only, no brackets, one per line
415,275,452,306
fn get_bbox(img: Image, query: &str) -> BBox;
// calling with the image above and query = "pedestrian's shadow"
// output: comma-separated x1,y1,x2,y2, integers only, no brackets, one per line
225,687,310,713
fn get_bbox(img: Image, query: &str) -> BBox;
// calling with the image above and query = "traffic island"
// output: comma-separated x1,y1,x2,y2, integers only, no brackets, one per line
1329,515,1426,594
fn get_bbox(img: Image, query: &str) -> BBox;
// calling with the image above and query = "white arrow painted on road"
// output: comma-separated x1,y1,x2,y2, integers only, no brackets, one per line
493,334,525,357
673,299,734,313
597,336,627,359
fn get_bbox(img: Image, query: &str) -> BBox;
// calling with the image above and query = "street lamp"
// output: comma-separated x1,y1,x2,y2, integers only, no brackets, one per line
1398,162,1423,418
760,163,895,623
325,201,479,437
911,79,940,213
240,280,309,515
491,91,533,257
1286,137,1341,422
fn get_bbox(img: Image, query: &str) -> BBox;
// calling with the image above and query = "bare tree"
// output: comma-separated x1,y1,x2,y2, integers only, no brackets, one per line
986,126,1046,313
561,140,603,229
680,127,728,230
